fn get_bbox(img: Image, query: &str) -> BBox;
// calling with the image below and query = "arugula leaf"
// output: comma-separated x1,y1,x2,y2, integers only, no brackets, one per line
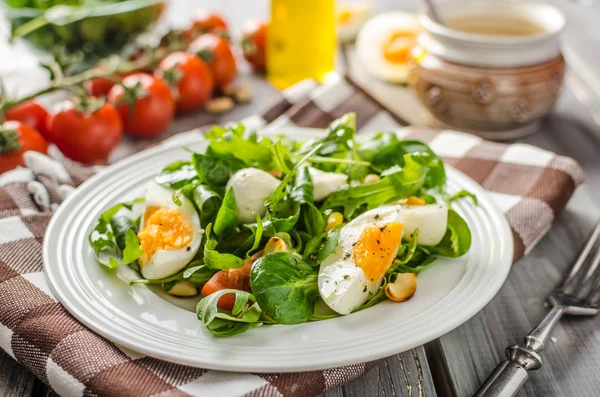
270,141,293,173
389,229,419,272
357,131,399,162
90,200,143,269
247,212,263,257
203,224,244,269
192,184,222,225
207,124,274,169
213,188,239,237
196,289,263,336
449,189,478,205
370,141,446,189
155,161,198,189
250,252,319,324
297,113,355,157
430,210,472,258
322,154,428,219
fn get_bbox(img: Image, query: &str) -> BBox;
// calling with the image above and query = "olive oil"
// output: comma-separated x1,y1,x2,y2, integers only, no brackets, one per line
268,0,336,89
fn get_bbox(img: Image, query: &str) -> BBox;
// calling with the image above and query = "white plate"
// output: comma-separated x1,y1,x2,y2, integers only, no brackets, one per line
44,128,513,373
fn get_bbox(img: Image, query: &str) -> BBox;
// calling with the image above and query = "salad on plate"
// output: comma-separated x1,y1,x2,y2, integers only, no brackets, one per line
89,113,475,336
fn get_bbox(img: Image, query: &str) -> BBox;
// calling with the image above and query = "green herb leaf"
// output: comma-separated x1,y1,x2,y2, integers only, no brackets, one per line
250,252,319,324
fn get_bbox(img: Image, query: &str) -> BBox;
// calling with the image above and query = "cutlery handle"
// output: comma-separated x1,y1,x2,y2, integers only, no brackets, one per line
473,361,529,397
474,305,566,397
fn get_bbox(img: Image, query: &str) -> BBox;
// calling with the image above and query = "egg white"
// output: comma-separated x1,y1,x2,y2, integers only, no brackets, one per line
318,206,404,314
337,2,373,42
356,11,419,84
226,168,280,223
139,182,203,280
401,203,448,246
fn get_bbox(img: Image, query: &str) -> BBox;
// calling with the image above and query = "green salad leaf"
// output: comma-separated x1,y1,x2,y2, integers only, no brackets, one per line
250,252,319,324
155,161,198,189
292,167,325,236
370,140,446,189
192,149,245,186
196,289,263,336
213,188,238,237
430,210,472,258
322,154,428,219
130,261,217,287
192,184,222,225
89,200,143,269
449,189,478,205
203,224,244,269
357,131,399,162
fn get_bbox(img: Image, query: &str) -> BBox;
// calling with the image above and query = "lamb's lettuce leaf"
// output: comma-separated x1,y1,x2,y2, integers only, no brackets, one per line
250,252,319,324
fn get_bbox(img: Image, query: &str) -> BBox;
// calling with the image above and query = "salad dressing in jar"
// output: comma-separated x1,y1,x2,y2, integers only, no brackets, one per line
267,0,336,89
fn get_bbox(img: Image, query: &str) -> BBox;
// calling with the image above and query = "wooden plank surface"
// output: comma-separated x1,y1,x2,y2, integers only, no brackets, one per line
2,0,600,396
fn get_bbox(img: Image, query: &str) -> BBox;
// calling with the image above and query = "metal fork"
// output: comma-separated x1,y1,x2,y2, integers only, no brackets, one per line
474,219,600,397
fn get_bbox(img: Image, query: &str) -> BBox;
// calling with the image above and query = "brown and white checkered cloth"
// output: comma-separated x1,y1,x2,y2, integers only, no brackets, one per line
0,74,584,397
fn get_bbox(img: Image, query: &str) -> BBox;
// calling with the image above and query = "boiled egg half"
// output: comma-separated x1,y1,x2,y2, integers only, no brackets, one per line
356,11,419,84
336,1,373,42
318,206,404,314
226,168,281,223
137,182,202,279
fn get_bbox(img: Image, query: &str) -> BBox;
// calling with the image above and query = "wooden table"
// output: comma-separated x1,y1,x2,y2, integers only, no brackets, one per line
2,1,600,396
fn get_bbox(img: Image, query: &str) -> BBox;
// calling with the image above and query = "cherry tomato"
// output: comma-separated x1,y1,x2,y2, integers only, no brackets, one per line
185,10,228,41
0,121,48,174
85,77,115,97
241,20,267,71
189,34,237,89
201,261,252,309
4,101,49,139
46,99,122,165
157,52,214,113
108,73,175,138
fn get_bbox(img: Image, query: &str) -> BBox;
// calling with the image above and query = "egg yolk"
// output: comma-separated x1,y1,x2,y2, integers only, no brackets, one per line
383,31,416,64
352,222,403,282
337,8,354,25
138,206,193,266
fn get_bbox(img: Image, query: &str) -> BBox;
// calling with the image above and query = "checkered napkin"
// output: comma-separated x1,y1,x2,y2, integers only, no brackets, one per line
0,75,584,397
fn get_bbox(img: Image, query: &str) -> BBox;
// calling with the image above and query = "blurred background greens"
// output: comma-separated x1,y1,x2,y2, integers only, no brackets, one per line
2,0,165,60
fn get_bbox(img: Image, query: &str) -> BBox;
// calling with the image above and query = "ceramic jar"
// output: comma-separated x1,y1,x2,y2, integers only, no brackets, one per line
411,1,566,140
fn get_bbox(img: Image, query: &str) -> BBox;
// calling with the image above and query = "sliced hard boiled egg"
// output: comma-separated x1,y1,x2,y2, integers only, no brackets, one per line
336,2,373,42
138,182,203,279
225,168,281,223
401,203,448,246
356,11,419,84
309,167,348,201
318,206,404,314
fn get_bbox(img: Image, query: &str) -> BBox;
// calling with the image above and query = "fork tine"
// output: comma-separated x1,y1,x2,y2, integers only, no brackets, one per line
572,247,600,300
558,219,600,295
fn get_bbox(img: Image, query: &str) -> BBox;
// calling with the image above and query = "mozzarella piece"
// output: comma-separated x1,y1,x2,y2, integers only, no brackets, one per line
309,167,348,201
401,204,448,245
226,168,280,223
140,182,203,279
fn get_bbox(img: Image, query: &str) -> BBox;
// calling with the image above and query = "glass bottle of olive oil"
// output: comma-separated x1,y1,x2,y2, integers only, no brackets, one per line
268,0,336,89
